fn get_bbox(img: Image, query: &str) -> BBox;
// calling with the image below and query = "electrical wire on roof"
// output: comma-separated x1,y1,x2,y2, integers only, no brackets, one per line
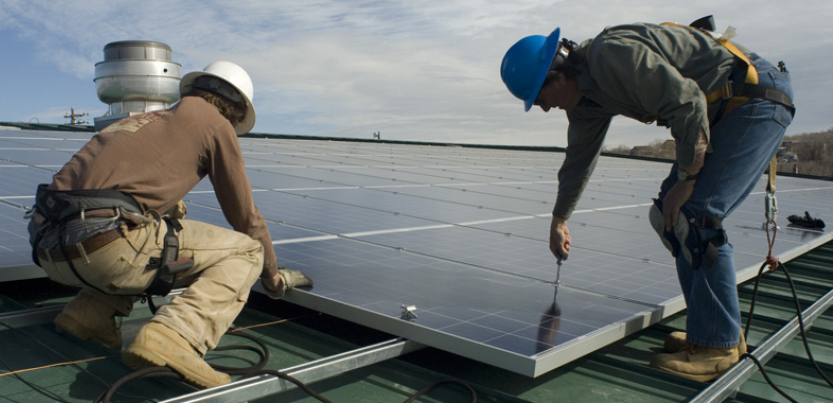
91,324,479,403
0,320,149,402
739,178,833,401
0,297,478,402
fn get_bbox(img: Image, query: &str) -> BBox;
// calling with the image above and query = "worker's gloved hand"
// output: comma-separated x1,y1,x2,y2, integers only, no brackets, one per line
262,268,313,299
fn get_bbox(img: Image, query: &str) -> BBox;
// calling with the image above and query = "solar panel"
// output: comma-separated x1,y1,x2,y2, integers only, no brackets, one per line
2,127,832,377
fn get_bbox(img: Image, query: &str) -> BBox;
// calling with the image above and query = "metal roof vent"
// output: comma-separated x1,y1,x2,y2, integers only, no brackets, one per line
93,40,182,131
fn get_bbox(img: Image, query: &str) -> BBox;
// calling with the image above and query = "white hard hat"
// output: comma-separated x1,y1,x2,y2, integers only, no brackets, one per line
180,60,256,135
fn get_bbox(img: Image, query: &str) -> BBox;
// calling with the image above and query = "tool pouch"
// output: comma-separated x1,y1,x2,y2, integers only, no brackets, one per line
145,217,193,297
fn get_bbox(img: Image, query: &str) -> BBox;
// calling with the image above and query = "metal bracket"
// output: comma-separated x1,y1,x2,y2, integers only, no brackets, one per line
160,338,424,402
400,305,418,321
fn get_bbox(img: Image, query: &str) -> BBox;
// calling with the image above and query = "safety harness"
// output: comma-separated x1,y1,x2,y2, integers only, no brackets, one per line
31,185,144,295
31,184,192,299
654,17,795,270
144,217,193,297
680,17,791,231
663,16,795,117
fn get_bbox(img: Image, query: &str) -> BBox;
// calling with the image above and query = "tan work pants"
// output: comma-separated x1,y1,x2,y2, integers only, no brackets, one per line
38,217,263,355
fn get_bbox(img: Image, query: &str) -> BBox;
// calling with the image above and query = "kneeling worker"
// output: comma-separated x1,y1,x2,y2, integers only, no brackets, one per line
501,19,793,381
28,61,312,388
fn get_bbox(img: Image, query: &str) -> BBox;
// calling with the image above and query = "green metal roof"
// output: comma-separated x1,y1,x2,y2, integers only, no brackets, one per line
1,235,830,403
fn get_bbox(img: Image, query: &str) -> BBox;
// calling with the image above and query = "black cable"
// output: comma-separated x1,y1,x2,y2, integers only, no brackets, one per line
742,258,833,403
742,261,768,341
76,308,475,403
243,369,334,403
402,379,478,403
742,353,798,403
211,330,269,375
776,261,833,388
94,367,184,403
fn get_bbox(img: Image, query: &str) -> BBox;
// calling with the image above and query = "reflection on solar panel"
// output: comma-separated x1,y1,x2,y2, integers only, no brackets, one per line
2,128,832,376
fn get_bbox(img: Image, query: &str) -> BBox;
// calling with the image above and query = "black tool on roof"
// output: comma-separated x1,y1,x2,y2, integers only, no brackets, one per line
787,211,826,230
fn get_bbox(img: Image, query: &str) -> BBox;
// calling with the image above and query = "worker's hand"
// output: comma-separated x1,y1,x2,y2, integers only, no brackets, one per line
662,180,696,231
262,267,313,299
549,216,571,260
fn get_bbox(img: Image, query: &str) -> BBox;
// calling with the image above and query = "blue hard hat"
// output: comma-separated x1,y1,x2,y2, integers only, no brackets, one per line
500,28,561,112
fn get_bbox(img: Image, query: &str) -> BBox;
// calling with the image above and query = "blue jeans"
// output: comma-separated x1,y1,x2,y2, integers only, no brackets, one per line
657,56,794,348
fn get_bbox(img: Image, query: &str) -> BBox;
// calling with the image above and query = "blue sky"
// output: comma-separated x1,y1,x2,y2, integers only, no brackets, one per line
1,0,831,147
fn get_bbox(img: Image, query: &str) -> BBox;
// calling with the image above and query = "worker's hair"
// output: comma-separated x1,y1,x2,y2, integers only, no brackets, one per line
538,39,584,93
181,87,247,127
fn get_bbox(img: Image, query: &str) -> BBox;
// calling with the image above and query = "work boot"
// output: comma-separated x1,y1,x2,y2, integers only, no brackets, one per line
54,293,122,350
664,331,747,356
122,322,231,389
650,344,740,382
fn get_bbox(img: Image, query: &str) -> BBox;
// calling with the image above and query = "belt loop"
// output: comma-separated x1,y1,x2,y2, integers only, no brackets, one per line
77,243,91,264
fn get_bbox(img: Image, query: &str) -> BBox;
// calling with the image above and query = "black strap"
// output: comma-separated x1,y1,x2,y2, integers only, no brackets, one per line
729,82,795,116
144,217,193,297
35,184,143,222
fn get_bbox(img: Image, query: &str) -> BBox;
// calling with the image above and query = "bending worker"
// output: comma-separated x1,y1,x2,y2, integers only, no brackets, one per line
501,19,794,381
27,61,312,388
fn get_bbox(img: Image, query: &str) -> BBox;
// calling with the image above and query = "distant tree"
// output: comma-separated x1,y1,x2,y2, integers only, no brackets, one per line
603,144,631,155
644,139,675,159
780,127,833,177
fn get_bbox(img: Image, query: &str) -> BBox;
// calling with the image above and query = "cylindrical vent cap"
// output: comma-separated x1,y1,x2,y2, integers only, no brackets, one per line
103,40,173,61
94,40,182,106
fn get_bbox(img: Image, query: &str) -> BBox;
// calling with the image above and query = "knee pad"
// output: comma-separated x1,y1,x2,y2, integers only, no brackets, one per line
650,201,728,270
649,200,688,260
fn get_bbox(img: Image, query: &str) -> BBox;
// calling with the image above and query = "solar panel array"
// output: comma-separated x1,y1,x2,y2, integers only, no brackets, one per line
2,127,831,376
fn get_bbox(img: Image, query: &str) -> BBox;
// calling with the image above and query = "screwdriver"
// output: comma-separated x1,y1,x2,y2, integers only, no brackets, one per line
553,255,563,300
555,255,563,285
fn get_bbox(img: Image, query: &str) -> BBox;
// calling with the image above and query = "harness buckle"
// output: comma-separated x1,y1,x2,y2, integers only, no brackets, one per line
720,82,734,99
765,193,778,223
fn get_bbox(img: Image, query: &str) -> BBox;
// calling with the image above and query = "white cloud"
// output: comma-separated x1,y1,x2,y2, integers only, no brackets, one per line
1,0,831,145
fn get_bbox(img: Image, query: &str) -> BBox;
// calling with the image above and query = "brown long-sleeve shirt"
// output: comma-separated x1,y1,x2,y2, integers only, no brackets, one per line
49,96,278,278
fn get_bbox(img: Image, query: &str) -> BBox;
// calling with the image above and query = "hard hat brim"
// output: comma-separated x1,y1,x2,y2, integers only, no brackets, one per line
523,28,561,112
180,70,256,135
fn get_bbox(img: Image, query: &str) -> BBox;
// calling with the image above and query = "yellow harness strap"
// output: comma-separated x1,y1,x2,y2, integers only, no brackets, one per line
661,22,758,114
705,39,758,114
663,22,779,207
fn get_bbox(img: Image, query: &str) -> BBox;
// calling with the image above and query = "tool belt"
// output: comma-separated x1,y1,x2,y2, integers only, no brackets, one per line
31,185,144,265
36,228,123,263
34,184,143,223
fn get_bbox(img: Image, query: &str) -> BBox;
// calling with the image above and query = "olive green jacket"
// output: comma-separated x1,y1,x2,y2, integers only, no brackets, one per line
554,22,739,218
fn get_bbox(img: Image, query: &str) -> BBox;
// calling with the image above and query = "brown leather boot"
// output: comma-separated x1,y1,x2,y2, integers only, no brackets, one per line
664,331,747,356
650,344,740,382
54,293,122,350
122,322,231,389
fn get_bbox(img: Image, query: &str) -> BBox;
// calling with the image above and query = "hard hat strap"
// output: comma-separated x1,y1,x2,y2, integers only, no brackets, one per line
192,76,245,104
